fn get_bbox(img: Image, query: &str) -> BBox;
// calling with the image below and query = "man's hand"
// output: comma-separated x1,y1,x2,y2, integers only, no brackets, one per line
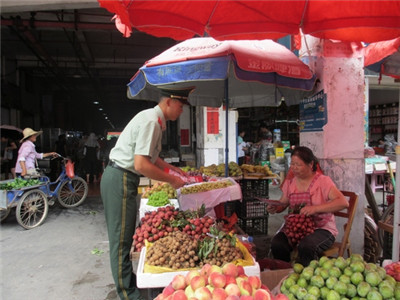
170,176,185,189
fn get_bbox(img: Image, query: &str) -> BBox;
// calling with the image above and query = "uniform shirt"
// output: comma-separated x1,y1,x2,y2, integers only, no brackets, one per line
109,105,166,175
15,140,43,173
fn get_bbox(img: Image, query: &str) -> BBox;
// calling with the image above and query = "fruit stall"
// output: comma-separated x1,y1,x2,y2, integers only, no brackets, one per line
129,162,400,299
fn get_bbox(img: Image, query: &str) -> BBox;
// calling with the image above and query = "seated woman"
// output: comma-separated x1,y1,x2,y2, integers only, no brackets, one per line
267,146,349,266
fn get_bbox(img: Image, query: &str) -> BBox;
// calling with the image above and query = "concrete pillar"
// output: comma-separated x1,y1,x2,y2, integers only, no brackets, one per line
300,37,365,255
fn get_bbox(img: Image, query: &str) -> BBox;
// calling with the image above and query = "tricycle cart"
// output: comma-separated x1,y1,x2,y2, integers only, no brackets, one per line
0,177,49,229
0,156,88,229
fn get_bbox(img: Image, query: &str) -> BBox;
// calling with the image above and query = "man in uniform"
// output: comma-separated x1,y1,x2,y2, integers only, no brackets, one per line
100,88,191,299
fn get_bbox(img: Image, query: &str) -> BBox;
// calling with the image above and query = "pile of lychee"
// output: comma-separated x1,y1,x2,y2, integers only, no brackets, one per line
282,213,315,245
155,262,274,300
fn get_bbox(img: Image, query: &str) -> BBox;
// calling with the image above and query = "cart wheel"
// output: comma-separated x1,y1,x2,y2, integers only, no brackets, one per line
16,189,49,230
57,176,88,208
364,214,381,263
377,203,398,259
0,207,11,223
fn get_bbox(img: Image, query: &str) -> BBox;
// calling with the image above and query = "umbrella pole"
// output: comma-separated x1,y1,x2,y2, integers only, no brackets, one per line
225,78,229,177
392,95,400,262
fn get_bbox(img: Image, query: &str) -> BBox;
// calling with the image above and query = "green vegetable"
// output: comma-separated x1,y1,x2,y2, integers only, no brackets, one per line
0,178,42,190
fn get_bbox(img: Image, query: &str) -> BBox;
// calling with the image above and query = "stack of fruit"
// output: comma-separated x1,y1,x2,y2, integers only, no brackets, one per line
142,182,177,199
282,204,315,246
133,205,216,253
384,261,400,282
155,262,275,300
280,254,400,300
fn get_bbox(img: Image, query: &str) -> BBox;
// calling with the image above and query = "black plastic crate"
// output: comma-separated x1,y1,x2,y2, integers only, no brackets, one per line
238,216,268,235
224,200,240,217
239,199,268,218
239,178,269,198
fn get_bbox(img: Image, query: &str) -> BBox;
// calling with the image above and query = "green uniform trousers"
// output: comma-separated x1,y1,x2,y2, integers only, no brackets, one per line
100,165,142,300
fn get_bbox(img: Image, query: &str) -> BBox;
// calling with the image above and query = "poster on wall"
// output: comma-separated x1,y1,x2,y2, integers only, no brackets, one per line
207,107,219,134
299,90,327,132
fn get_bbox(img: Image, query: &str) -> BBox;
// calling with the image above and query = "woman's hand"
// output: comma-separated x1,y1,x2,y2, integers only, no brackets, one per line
267,203,287,214
300,205,318,216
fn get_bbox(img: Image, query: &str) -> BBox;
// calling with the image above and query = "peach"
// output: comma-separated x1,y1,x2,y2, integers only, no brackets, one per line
190,275,206,291
248,275,262,290
171,290,188,300
171,274,187,290
185,270,201,286
163,284,175,297
240,296,254,300
237,265,245,276
226,296,241,300
261,284,271,293
206,284,214,293
225,283,241,297
194,286,212,300
225,275,237,285
212,287,228,300
222,262,238,277
274,293,290,300
238,280,253,296
254,289,271,300
200,263,212,277
210,265,223,274
209,272,227,288
184,285,195,298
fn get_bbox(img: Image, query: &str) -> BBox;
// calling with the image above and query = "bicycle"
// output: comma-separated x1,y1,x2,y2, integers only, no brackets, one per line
0,155,88,229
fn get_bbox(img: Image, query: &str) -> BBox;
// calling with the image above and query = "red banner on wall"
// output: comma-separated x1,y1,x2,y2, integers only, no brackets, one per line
207,108,219,134
180,129,190,146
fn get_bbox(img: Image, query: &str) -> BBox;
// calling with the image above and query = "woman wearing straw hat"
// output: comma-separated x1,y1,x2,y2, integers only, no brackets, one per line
15,128,58,177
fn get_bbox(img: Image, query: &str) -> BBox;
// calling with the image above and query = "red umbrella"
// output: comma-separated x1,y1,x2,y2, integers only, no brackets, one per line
98,0,400,43
364,37,400,79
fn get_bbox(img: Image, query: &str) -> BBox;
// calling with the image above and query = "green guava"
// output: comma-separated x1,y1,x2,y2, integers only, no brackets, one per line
366,289,383,300
326,289,341,300
329,267,342,278
340,274,351,284
365,271,382,287
347,283,358,298
310,275,325,288
333,281,348,296
326,277,338,289
357,281,372,298
351,272,365,285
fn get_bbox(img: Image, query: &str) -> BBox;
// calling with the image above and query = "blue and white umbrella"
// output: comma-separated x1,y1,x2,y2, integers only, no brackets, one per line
127,38,317,175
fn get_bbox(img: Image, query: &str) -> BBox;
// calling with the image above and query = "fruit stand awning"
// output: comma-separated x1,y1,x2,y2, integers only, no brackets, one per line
98,0,400,43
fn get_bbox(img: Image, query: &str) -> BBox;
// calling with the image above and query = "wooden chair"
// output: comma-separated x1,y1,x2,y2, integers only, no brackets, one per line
322,191,359,258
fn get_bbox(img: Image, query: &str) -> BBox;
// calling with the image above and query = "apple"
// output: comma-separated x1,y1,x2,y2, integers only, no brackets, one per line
171,274,187,290
193,286,212,300
209,271,227,288
225,283,241,297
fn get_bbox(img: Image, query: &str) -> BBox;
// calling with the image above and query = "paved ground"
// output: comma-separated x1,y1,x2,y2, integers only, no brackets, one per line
0,183,119,300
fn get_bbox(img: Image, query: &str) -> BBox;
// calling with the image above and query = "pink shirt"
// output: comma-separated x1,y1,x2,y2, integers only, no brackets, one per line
281,174,339,237
15,140,43,173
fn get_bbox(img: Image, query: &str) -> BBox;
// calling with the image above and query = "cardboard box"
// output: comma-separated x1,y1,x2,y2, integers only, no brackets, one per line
260,269,293,291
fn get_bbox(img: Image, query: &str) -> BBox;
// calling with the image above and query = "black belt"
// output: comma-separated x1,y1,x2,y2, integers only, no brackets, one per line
108,161,138,177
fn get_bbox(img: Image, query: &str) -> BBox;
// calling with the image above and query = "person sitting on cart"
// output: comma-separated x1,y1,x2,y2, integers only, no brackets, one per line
15,128,58,178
